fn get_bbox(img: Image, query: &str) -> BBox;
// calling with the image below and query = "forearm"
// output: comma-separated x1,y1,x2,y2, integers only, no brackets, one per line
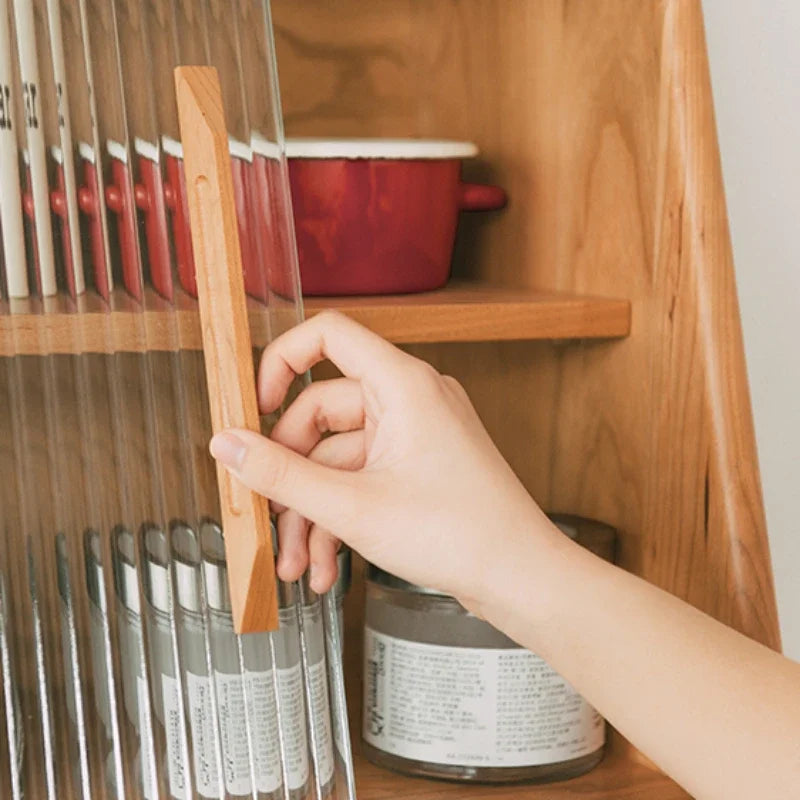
480,530,800,800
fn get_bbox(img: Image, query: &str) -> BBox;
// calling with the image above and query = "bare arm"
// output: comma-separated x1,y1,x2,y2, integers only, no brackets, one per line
490,531,800,800
210,311,800,800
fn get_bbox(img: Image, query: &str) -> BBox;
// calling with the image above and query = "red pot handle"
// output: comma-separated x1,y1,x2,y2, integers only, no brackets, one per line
458,182,507,212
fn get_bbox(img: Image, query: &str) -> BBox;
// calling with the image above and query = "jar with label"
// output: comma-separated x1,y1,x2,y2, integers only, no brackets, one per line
200,518,302,800
70,529,145,798
83,531,113,736
170,522,224,800
81,531,118,792
143,523,193,799
333,548,351,647
321,569,357,800
299,576,336,798
112,526,158,800
9,662,23,796
362,516,615,784
0,571,24,797
56,534,84,738
271,579,312,800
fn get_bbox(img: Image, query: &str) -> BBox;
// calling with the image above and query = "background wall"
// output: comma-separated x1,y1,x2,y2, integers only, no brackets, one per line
703,0,800,659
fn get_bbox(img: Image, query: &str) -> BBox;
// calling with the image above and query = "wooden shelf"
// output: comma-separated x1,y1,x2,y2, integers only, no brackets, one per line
0,284,631,355
350,747,688,799
304,284,631,344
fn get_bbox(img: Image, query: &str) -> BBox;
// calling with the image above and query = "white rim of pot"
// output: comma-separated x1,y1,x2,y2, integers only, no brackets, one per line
284,138,479,160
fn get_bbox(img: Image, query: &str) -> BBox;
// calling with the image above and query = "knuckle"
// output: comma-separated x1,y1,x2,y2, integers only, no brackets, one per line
441,374,460,390
313,309,348,330
442,374,469,400
409,359,441,389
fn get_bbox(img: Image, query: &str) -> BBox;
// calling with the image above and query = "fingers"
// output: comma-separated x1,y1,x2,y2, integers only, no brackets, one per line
276,508,308,581
276,514,341,594
267,428,368,515
271,378,365,456
273,431,365,583
308,524,340,594
209,428,359,534
257,311,410,413
308,430,367,472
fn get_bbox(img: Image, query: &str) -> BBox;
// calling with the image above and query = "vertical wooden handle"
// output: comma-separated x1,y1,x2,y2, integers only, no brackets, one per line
175,66,278,633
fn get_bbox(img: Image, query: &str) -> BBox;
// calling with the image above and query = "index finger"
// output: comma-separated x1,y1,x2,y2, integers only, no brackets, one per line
257,310,411,413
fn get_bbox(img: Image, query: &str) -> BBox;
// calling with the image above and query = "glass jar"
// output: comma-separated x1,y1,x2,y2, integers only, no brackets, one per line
200,518,305,800
81,530,117,792
10,668,23,795
0,571,24,796
112,525,158,799
83,531,113,736
142,523,192,799
170,522,223,800
270,580,312,800
362,516,614,784
333,547,351,649
300,576,336,798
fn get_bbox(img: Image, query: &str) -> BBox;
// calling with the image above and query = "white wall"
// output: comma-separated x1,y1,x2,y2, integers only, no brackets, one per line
703,1,800,659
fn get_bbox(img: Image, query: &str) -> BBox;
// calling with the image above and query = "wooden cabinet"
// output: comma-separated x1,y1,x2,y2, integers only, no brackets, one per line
0,1,778,798
271,0,780,796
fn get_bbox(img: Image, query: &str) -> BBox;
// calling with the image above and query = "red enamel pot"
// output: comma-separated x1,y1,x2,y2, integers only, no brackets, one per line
285,139,507,295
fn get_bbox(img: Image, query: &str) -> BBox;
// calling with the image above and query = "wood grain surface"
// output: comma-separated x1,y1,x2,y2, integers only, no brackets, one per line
0,1,777,797
272,0,780,774
269,0,779,644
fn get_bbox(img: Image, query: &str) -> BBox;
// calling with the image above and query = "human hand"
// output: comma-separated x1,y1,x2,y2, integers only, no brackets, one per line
209,311,558,614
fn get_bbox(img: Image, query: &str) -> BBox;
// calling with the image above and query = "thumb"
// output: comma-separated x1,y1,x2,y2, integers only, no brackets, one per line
210,429,360,533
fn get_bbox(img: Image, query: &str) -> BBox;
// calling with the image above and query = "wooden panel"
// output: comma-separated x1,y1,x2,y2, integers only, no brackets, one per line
272,1,781,778
508,0,781,648
272,0,779,650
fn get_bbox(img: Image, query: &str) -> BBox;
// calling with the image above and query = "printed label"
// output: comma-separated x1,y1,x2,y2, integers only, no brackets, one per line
162,675,188,799
363,628,605,768
137,676,157,800
277,663,310,790
246,670,282,794
186,671,221,798
308,658,335,786
214,670,283,795
163,667,308,798
214,672,251,795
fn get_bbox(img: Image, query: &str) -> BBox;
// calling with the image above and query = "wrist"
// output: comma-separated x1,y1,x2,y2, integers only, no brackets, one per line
460,509,574,648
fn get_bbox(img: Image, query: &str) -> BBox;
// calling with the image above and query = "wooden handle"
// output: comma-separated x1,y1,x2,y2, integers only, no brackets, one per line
175,66,278,633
